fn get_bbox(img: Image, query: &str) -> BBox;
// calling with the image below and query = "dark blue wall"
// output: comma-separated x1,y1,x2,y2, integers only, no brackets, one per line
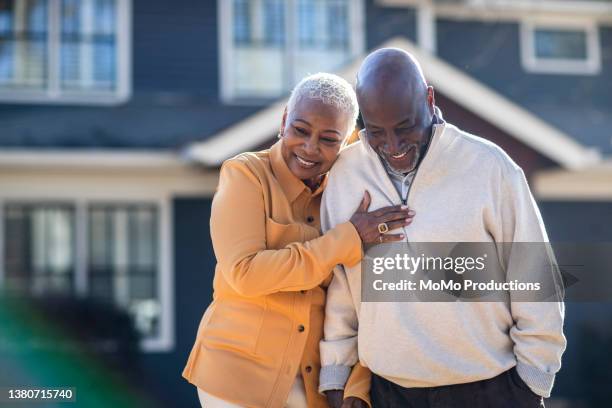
132,1,218,97
539,201,612,405
140,197,215,408
366,0,417,49
0,0,260,149
436,20,612,154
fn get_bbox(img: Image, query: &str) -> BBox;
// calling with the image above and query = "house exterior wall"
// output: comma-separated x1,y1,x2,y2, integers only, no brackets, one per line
0,0,261,149
150,196,215,407
436,19,612,155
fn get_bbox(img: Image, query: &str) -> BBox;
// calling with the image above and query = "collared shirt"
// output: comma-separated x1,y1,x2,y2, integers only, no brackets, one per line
182,140,369,408
380,109,444,203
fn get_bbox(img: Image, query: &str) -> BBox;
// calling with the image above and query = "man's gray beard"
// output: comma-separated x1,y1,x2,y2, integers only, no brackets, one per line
380,148,421,175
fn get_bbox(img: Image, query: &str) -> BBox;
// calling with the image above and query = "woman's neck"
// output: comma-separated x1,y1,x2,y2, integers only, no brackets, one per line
303,175,323,192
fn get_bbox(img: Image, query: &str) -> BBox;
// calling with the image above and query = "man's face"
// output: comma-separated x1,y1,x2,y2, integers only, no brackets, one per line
359,86,434,173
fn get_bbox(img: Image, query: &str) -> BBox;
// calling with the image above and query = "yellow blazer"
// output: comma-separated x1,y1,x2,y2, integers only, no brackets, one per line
182,140,371,407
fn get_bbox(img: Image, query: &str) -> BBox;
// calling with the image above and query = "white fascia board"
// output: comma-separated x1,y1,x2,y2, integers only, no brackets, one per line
533,161,612,201
0,150,185,171
377,0,612,15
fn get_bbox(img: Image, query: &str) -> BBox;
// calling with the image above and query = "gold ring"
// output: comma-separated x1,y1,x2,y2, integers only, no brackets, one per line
377,222,389,234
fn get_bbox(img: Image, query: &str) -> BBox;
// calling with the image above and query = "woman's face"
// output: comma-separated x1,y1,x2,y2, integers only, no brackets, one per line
280,97,351,183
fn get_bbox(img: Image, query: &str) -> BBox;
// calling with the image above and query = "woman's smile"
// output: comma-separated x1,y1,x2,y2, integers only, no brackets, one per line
294,153,319,169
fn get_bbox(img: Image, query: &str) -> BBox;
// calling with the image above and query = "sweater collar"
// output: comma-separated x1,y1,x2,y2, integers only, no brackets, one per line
270,139,327,203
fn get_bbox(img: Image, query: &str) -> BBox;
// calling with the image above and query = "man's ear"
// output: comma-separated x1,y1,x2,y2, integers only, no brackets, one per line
279,107,288,138
427,86,435,114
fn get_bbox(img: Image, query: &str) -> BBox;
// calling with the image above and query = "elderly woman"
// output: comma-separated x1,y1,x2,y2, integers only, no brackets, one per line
182,73,413,408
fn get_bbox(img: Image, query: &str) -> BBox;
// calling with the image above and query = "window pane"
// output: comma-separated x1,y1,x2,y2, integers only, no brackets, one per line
3,204,75,296
232,0,285,98
293,0,351,85
0,0,48,89
534,28,588,60
297,0,316,47
228,0,355,98
327,0,348,49
61,0,117,91
297,0,349,50
233,0,251,44
88,204,159,338
263,0,284,46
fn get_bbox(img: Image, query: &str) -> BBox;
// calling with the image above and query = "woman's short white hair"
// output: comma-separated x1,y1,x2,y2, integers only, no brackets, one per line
286,73,359,135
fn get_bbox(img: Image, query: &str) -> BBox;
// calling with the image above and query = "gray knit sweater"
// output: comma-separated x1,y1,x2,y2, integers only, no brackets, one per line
318,122,566,398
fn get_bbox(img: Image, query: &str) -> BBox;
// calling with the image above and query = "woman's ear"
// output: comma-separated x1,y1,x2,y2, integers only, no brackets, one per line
279,107,288,138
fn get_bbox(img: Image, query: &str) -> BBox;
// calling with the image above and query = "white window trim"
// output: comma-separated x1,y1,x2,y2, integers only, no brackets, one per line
0,193,174,353
0,0,132,106
520,18,601,75
218,0,365,104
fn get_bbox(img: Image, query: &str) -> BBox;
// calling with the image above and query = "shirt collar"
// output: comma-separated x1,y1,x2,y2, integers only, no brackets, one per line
270,139,327,203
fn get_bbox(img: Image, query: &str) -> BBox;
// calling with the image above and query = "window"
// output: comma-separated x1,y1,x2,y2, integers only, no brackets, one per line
0,0,131,104
521,20,601,75
88,204,160,338
1,201,167,350
4,203,75,296
220,0,364,102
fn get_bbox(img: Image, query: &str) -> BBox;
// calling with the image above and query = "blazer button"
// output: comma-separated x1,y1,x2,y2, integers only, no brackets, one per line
306,216,314,223
305,366,312,373
298,324,305,332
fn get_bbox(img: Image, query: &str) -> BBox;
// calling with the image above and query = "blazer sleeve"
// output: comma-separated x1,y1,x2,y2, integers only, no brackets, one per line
344,363,372,407
210,159,362,298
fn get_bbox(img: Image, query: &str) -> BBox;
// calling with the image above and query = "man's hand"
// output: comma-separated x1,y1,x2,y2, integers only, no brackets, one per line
324,390,344,408
341,396,369,408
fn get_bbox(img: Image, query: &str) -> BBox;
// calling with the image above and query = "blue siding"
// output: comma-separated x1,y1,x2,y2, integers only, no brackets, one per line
366,0,417,49
436,20,612,154
132,0,218,96
539,201,612,404
140,197,215,407
0,0,262,149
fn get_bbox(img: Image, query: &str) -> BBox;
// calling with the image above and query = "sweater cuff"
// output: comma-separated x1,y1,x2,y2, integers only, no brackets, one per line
516,361,556,398
330,222,363,267
318,365,352,394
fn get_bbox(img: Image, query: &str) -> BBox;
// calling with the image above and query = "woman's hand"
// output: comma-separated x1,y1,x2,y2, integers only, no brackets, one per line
349,191,414,244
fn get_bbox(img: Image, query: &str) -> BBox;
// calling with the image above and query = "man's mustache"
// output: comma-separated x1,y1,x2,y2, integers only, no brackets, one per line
379,144,419,156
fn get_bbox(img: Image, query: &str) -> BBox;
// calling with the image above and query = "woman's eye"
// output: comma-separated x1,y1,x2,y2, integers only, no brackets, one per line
321,137,339,144
295,127,307,135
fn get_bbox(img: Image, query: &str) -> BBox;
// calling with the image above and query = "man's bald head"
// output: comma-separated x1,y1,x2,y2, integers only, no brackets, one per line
356,48,428,102
355,48,436,174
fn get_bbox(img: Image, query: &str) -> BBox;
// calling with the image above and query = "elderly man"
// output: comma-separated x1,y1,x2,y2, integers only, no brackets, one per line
319,48,566,408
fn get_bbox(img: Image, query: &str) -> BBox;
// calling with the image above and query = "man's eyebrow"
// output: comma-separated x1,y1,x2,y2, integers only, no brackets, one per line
294,118,312,127
395,117,415,127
